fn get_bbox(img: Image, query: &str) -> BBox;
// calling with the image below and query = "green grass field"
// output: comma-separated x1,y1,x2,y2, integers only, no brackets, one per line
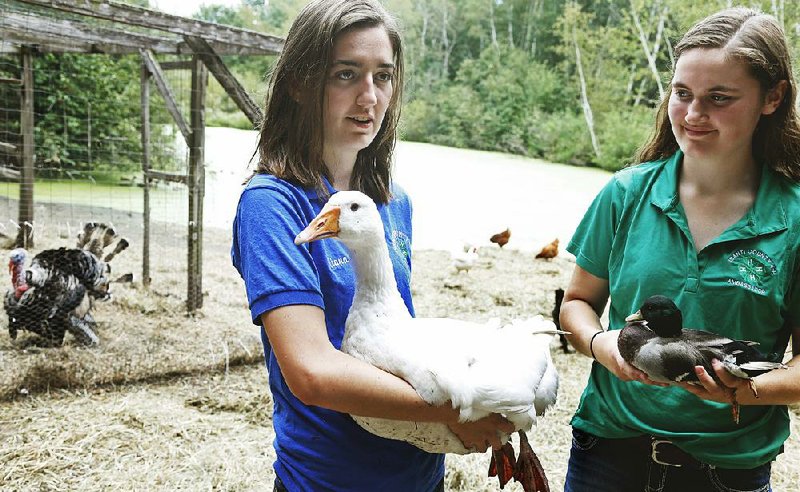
0,179,188,225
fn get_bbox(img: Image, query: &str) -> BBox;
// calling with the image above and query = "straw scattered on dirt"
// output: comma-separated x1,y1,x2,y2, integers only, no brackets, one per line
1,202,799,491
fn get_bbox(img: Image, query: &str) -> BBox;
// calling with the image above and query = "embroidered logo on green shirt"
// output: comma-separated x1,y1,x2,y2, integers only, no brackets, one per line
727,249,776,295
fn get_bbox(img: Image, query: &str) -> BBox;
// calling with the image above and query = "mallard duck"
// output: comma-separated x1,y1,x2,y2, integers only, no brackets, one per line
618,294,788,423
295,191,563,492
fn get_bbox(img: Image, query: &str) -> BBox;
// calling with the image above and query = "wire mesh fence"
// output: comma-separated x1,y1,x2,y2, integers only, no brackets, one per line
0,0,278,351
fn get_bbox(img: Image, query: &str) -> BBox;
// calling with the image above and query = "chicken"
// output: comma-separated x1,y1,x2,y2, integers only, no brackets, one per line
490,228,511,248
451,244,479,273
535,239,559,259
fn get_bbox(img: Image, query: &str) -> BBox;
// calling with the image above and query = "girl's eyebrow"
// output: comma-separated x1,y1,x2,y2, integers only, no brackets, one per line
672,81,740,92
332,59,395,69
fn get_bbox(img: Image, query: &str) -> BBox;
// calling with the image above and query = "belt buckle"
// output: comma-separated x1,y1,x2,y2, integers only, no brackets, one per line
651,439,682,467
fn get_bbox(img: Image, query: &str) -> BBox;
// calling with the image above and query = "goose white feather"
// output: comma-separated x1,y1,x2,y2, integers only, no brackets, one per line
295,191,561,454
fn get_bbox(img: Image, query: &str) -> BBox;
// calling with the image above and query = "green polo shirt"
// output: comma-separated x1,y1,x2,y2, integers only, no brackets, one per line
568,150,800,468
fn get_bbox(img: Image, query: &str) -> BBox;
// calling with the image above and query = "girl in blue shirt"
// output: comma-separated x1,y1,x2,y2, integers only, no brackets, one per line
231,1,512,490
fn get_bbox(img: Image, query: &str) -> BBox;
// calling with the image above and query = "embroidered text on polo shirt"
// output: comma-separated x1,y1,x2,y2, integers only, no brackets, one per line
726,249,776,296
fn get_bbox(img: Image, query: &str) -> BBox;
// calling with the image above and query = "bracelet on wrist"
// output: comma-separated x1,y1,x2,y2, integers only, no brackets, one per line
589,330,604,360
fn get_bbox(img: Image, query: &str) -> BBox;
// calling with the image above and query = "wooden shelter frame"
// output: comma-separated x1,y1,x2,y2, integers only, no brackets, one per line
0,0,282,310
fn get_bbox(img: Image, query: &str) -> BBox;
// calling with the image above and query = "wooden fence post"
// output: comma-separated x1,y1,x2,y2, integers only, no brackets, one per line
16,47,34,249
187,55,206,311
140,58,152,286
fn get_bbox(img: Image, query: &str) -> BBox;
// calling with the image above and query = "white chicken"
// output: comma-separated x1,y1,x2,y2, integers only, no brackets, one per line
451,244,479,273
294,191,563,492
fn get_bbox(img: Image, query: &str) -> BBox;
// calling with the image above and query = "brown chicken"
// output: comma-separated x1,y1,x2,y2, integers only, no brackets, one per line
535,238,559,259
489,228,511,248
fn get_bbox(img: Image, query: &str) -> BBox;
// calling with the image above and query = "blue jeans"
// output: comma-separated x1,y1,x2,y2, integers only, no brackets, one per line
564,428,772,492
273,476,445,492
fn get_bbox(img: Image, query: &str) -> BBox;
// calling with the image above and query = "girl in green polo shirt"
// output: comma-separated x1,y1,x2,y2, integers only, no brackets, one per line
562,7,800,492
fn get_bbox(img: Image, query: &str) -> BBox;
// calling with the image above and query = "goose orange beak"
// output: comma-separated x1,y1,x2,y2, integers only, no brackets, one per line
294,206,341,245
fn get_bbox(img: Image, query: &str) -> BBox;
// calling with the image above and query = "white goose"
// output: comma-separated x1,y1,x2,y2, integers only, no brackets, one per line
295,191,562,492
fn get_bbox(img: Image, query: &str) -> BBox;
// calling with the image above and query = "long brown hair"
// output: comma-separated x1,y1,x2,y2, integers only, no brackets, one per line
253,0,404,203
635,7,800,182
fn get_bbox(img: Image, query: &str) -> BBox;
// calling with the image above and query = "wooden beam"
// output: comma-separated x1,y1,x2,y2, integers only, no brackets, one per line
139,49,192,145
15,0,283,55
0,11,278,55
144,169,188,184
0,77,23,85
0,167,21,180
0,142,17,151
1,11,180,55
16,48,35,248
160,60,193,71
184,36,262,127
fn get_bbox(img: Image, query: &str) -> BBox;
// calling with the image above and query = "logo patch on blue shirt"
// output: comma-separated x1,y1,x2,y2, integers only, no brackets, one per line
726,249,776,295
391,230,411,261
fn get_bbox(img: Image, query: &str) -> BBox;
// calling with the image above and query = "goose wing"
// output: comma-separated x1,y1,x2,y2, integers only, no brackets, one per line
361,316,556,423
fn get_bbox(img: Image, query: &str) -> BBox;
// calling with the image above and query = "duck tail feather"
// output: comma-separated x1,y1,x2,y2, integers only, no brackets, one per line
737,361,788,371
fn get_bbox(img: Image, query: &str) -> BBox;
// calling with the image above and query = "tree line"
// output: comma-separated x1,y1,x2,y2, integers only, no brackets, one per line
3,1,800,175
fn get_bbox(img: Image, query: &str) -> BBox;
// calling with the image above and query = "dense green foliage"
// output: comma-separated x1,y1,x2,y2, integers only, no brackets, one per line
6,0,800,175
198,0,800,171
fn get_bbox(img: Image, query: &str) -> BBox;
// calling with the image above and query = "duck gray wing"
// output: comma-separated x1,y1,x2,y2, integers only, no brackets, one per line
632,337,713,383
679,329,785,378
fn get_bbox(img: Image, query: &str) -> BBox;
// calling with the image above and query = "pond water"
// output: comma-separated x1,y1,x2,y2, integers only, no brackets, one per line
0,127,612,254
203,127,612,253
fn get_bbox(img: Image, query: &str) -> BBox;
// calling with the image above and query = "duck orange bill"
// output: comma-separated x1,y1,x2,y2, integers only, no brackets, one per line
625,310,644,322
294,205,341,245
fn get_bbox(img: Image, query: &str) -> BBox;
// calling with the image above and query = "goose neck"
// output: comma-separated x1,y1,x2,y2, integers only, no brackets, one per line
347,238,403,302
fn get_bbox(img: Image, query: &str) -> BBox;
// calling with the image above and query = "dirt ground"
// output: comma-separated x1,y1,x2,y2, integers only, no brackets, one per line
1,202,799,491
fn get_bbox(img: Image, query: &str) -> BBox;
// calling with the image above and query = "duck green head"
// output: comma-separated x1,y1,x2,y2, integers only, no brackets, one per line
625,295,683,337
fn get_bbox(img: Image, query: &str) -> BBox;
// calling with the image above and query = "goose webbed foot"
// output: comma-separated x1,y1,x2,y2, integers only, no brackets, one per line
514,430,550,492
488,441,516,489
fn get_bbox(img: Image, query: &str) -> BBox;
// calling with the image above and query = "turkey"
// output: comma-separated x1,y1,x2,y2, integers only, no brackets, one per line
5,248,99,346
4,223,129,346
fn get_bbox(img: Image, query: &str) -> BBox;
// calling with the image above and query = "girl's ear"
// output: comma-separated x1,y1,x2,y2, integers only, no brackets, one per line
762,80,788,115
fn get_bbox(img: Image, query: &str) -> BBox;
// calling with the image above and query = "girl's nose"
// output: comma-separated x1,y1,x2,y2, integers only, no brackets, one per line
356,77,377,107
685,98,706,123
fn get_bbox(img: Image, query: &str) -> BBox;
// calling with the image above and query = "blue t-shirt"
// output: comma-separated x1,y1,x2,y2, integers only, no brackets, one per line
231,173,444,491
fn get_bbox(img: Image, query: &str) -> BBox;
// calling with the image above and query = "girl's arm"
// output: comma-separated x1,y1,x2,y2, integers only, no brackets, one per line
561,265,661,384
262,304,514,450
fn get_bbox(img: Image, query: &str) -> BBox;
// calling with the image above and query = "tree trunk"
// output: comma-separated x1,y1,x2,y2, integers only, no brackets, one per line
489,0,498,49
507,3,514,48
573,28,601,159
630,1,667,99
